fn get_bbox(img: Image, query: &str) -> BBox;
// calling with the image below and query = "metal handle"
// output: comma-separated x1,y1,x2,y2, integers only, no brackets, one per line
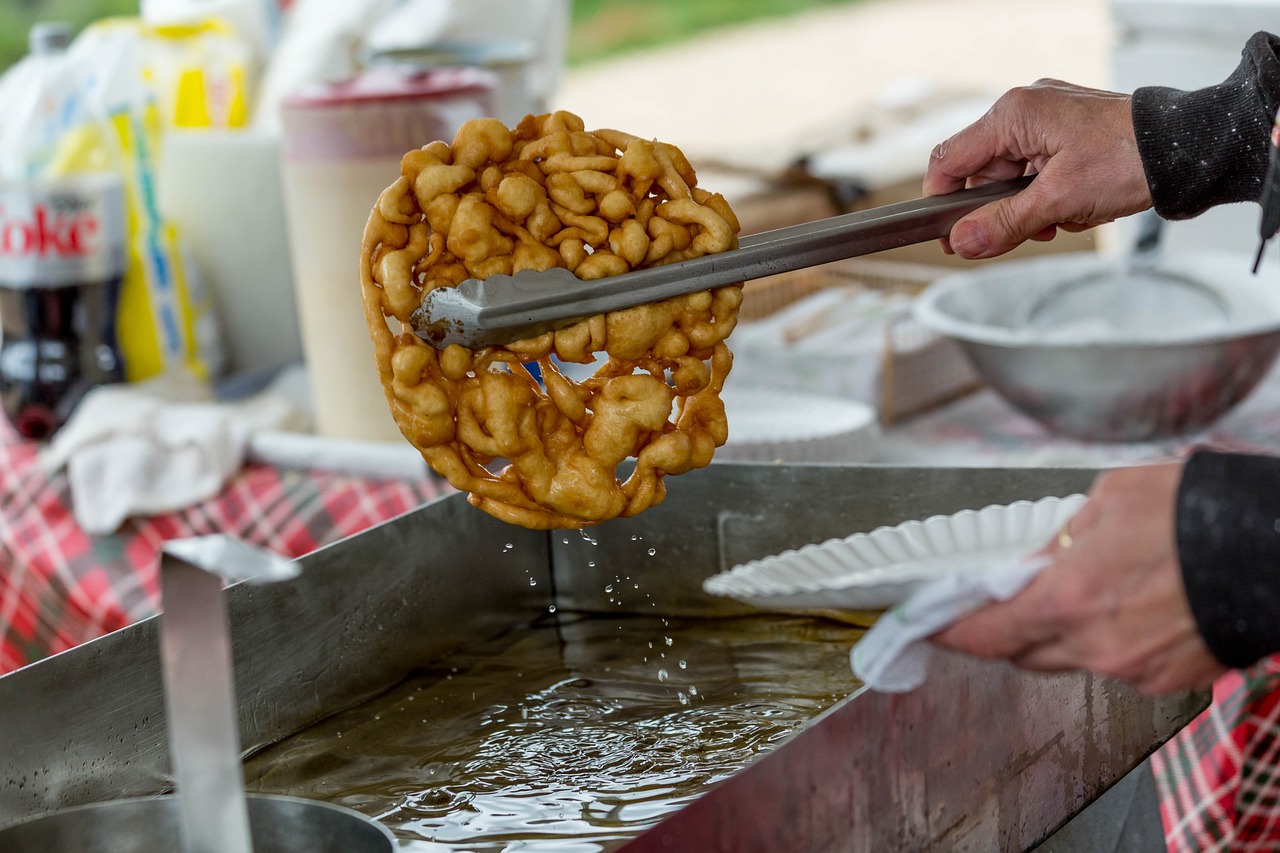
413,174,1035,349
160,556,254,853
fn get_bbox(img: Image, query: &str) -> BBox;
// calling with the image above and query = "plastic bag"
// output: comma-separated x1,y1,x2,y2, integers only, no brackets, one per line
0,19,226,381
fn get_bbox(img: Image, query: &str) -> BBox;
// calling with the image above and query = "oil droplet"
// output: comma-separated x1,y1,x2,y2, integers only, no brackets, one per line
587,560,596,568
664,637,673,647
529,578,538,586
689,685,699,696
647,548,656,556
605,584,614,593
678,692,690,706
548,604,557,614
657,669,669,682
503,543,514,552
678,660,687,670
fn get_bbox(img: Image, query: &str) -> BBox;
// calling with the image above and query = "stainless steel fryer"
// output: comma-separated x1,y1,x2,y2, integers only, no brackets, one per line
0,463,1205,850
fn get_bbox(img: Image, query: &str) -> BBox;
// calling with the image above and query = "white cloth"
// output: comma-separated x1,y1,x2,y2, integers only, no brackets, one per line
38,371,309,534
850,555,1051,692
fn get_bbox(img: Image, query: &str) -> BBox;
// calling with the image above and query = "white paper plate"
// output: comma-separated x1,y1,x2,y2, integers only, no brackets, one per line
715,386,878,463
703,494,1086,612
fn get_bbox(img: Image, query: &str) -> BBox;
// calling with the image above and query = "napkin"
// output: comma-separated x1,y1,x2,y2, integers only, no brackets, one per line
38,370,309,534
850,554,1051,692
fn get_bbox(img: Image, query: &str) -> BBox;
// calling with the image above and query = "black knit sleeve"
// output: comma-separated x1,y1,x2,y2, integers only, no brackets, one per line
1176,448,1280,668
1132,31,1280,220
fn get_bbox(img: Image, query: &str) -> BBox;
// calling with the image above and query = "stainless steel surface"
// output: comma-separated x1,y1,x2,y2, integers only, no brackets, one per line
619,662,1197,852
915,251,1280,441
412,176,1034,349
158,556,253,853
0,795,395,852
0,464,1206,851
0,496,551,821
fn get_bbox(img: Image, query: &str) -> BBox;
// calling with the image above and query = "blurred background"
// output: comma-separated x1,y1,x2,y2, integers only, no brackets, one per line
0,0,1272,443
2,0,870,71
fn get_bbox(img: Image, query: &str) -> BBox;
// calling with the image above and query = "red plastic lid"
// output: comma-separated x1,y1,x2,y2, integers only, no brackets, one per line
282,67,493,110
278,67,497,161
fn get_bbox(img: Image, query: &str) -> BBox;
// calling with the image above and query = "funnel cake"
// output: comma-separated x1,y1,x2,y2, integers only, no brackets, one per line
360,111,743,528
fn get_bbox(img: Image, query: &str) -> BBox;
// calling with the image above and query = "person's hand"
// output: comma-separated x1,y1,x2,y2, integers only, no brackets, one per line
929,462,1226,695
924,79,1154,259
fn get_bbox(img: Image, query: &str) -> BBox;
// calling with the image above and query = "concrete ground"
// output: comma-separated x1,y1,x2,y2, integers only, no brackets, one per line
555,0,1113,168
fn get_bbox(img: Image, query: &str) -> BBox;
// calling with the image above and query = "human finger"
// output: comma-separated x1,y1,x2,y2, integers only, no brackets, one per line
1125,633,1228,696
1010,639,1078,673
946,171,1082,259
923,108,1024,197
929,160,1030,255
929,578,1061,659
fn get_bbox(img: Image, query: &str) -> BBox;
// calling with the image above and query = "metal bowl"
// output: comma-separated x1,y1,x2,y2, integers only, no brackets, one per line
0,794,396,853
913,252,1280,441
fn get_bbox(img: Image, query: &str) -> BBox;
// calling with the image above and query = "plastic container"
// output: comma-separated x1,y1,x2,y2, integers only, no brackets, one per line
278,67,492,442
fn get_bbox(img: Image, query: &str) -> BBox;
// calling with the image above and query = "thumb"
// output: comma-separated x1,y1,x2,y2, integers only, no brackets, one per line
948,180,1061,260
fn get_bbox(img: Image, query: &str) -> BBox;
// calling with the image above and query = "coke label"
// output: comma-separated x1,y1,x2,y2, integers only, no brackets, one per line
0,175,127,288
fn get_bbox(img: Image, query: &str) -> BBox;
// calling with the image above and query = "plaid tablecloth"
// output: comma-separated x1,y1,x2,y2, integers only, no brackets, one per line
1154,657,1280,852
0,424,450,673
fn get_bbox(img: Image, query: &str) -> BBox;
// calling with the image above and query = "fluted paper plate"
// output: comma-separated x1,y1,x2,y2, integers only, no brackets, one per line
716,386,878,463
703,494,1086,612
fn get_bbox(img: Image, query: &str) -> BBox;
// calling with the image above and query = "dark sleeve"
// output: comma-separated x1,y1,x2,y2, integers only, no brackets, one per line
1176,448,1280,668
1132,31,1280,219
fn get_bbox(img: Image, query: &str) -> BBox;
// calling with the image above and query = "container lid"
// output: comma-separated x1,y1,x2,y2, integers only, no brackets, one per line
365,38,536,72
281,66,493,110
28,21,72,55
279,67,495,161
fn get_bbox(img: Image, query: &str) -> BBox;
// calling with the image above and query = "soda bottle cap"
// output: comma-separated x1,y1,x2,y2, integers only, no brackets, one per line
28,22,72,55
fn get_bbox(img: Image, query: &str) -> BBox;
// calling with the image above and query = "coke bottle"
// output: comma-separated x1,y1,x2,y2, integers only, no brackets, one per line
0,175,128,440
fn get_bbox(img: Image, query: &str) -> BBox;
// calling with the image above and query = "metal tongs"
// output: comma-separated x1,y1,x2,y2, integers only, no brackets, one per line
412,175,1034,349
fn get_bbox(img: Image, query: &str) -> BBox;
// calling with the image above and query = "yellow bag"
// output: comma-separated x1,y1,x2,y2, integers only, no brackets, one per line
33,20,230,381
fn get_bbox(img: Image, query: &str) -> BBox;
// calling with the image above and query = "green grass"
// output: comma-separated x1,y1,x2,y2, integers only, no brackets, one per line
0,0,133,72
0,0,868,76
567,0,867,65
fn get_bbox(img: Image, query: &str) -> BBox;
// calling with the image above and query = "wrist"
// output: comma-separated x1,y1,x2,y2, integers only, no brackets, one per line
1177,448,1280,668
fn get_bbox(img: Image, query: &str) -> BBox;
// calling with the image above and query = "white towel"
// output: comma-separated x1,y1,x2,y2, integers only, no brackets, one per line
850,555,1051,692
38,370,309,534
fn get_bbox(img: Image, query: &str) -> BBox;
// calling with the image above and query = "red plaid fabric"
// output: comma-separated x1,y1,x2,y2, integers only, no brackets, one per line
0,425,450,673
1153,658,1280,851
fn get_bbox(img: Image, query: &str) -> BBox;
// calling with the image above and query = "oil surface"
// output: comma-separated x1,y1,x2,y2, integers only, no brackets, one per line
243,614,862,852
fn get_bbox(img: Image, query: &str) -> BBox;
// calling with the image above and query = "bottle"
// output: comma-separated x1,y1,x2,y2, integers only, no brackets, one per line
0,24,128,441
0,174,128,440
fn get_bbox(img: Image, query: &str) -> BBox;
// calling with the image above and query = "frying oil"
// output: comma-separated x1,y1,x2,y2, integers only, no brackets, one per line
243,614,863,852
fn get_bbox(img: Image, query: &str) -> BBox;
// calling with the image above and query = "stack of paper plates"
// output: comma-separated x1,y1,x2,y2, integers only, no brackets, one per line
716,386,878,463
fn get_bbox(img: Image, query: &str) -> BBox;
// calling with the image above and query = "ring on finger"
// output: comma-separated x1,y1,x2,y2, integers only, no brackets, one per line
1057,522,1073,550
